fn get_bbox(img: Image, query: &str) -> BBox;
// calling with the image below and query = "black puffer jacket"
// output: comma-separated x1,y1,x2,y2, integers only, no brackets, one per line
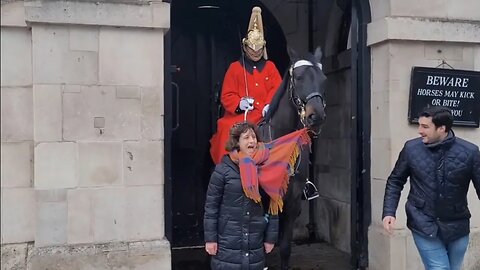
204,155,279,270
383,132,480,242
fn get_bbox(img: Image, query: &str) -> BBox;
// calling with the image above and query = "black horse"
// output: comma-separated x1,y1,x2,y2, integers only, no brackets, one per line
259,47,327,270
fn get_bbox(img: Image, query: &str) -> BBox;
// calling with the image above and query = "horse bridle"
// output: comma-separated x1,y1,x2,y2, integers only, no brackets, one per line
288,60,326,127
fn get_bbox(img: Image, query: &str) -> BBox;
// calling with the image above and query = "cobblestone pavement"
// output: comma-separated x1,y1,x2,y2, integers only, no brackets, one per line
266,242,351,270
173,241,351,270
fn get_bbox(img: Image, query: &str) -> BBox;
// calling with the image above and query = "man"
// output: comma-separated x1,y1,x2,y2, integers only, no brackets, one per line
382,106,480,270
209,6,282,165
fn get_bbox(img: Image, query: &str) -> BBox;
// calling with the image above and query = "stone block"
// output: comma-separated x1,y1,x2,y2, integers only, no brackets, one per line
0,243,29,270
34,142,77,189
126,186,164,240
368,225,391,270
1,142,32,188
371,138,391,180
1,1,28,27
368,225,411,270
314,197,350,253
474,45,480,70
325,70,351,106
28,240,171,270
63,84,81,93
369,17,480,45
369,0,391,21
389,42,432,81
32,24,98,84
371,179,387,225
69,25,99,52
446,0,480,21
78,142,122,187
25,1,170,29
0,188,35,243
1,27,32,86
424,42,463,61
33,84,62,142
370,43,389,93
141,87,164,140
92,188,127,243
63,86,141,141
67,189,94,244
371,91,390,139
469,183,480,227
124,142,164,186
320,106,350,139
99,27,163,87
36,189,67,203
464,229,480,270
116,86,140,99
390,0,446,19
317,168,350,203
0,87,33,141
35,200,68,247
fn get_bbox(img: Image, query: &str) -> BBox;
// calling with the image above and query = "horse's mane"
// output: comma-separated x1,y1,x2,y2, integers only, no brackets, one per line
262,52,322,123
262,70,289,123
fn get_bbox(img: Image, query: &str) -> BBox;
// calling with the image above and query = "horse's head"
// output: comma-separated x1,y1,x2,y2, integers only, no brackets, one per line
287,47,327,133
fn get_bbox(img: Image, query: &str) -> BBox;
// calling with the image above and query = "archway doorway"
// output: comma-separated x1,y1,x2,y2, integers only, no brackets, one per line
164,0,371,269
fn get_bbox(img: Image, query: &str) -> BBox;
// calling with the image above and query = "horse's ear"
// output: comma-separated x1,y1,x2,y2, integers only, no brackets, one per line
287,46,299,62
313,47,323,62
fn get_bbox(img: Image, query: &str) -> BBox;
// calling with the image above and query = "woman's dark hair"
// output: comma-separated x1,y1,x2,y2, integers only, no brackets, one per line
419,106,453,132
225,122,262,152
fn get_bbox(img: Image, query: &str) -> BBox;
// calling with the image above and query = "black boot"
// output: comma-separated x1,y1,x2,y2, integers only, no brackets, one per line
302,179,319,200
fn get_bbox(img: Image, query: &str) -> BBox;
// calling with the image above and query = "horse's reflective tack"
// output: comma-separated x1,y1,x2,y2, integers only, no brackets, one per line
293,59,323,70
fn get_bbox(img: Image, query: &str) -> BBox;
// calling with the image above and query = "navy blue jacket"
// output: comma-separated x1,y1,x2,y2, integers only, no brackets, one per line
383,132,480,242
204,155,279,270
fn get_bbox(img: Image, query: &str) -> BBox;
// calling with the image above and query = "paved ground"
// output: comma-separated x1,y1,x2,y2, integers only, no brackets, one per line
172,241,351,270
266,242,351,270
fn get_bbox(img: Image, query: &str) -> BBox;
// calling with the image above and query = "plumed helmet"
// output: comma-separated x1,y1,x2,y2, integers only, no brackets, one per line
242,7,268,59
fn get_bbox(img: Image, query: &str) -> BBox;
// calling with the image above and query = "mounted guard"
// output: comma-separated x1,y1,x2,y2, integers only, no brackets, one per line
209,6,282,165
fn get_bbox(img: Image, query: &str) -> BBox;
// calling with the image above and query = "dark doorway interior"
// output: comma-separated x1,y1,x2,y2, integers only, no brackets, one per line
165,0,371,269
166,1,288,268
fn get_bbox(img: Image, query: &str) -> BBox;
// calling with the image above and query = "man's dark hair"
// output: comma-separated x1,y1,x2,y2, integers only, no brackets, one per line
225,122,262,152
419,106,453,132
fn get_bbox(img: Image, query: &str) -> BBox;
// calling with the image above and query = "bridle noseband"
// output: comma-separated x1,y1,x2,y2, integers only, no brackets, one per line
288,60,326,128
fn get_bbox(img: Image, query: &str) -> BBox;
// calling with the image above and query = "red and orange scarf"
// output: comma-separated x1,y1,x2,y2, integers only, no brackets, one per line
229,128,311,215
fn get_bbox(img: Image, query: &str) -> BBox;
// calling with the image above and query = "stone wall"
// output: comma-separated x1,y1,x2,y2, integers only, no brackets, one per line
368,0,480,269
1,1,171,269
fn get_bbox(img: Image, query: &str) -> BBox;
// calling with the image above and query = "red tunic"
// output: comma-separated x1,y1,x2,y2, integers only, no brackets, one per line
210,59,282,164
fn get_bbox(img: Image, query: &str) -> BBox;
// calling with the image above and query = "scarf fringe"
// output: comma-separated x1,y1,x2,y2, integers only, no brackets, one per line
268,143,304,215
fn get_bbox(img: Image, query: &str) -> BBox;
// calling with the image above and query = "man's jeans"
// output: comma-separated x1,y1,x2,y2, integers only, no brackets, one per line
412,232,469,270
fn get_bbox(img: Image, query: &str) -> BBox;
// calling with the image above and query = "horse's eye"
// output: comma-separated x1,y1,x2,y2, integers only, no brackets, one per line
295,76,303,81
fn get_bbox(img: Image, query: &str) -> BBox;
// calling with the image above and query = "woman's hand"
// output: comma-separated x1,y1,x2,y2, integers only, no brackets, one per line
264,242,274,254
205,242,218,255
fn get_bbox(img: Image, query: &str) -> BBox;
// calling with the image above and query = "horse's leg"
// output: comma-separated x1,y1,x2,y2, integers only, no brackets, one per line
280,152,309,270
279,183,304,269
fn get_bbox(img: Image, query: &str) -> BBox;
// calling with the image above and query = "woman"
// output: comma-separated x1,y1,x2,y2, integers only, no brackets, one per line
204,121,312,269
204,122,278,270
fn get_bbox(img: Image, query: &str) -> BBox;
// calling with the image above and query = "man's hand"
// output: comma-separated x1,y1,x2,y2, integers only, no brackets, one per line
382,216,396,235
205,242,217,255
264,242,274,254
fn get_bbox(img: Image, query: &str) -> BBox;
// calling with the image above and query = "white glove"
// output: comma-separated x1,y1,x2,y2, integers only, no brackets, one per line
239,97,254,111
262,104,270,117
